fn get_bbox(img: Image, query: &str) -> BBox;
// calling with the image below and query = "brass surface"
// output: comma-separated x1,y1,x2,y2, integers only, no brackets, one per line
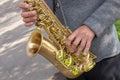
25,0,96,78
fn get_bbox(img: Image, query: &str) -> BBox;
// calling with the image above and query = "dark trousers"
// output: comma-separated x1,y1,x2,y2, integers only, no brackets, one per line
67,53,120,80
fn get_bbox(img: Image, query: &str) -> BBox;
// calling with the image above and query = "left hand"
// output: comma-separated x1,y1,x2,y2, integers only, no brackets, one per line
66,25,95,56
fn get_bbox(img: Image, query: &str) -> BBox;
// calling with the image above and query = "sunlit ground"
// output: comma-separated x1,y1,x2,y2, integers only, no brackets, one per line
0,0,58,80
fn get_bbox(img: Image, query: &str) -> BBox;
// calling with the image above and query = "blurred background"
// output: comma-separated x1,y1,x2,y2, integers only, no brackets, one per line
115,20,120,40
0,0,120,80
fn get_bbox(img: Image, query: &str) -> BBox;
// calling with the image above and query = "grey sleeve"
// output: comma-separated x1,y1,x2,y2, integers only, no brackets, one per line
84,0,120,37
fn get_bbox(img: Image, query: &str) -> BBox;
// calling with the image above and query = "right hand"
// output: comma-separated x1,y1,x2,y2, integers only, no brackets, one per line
18,2,37,26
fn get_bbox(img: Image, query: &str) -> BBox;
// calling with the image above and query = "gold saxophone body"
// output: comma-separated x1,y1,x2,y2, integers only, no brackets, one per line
25,0,96,78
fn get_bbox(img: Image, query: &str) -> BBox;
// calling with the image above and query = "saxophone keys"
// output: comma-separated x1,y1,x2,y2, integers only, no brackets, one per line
43,18,53,26
38,14,46,20
49,26,56,32
33,6,39,10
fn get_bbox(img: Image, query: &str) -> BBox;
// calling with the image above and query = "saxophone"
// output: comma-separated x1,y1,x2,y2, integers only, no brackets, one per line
25,0,96,78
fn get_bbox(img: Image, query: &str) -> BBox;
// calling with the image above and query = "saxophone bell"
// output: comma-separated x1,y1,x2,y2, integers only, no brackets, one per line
26,29,42,58
26,29,81,78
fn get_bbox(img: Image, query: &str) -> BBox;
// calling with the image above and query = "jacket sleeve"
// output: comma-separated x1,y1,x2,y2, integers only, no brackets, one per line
83,0,120,37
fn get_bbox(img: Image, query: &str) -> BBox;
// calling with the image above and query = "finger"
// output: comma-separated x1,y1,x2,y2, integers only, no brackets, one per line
22,9,27,12
18,2,29,10
25,22,34,27
70,36,81,53
66,32,77,47
84,39,92,55
76,38,87,56
21,11,36,18
23,16,37,23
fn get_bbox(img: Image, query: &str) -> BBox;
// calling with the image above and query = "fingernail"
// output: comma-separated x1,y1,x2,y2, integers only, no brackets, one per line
32,11,36,14
25,4,29,8
70,50,74,53
27,22,33,26
70,48,73,52
30,22,33,24
83,52,87,56
75,53,79,57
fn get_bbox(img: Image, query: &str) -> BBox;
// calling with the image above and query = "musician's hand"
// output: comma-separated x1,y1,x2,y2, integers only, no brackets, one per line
66,25,95,56
18,2,37,26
